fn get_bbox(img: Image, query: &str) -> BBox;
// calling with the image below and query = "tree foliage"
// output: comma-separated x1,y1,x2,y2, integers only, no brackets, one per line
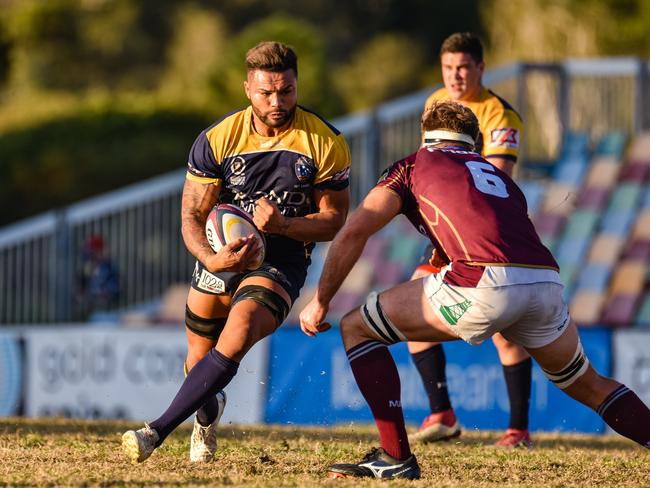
0,0,647,225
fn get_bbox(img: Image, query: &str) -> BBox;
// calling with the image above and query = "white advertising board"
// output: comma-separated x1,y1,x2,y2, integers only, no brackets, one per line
24,327,268,424
612,330,650,406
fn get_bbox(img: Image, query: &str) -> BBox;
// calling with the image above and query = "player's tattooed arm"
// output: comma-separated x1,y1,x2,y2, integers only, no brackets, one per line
181,179,221,265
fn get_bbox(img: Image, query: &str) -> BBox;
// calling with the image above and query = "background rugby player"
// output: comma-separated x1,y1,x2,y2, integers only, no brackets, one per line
121,41,351,464
300,101,650,480
408,32,533,448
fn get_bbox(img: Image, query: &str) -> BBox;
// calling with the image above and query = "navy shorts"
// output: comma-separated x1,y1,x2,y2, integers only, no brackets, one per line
191,259,308,305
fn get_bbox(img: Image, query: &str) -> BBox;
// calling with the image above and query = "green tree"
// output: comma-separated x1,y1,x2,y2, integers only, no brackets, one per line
208,14,341,117
334,34,425,112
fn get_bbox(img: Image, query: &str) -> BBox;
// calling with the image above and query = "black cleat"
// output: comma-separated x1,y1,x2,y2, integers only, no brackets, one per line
327,447,421,479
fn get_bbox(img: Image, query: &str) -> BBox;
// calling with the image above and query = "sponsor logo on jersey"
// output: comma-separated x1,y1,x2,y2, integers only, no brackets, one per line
231,156,246,175
294,156,315,182
488,128,519,149
232,189,310,217
229,156,246,185
195,268,226,294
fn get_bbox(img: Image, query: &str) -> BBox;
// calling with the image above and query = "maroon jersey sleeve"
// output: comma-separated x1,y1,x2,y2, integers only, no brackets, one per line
376,153,418,215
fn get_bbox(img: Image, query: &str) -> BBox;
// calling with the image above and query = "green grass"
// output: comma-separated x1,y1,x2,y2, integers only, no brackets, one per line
0,417,647,487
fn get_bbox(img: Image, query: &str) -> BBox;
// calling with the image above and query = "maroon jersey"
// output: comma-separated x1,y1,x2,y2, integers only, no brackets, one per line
377,146,558,287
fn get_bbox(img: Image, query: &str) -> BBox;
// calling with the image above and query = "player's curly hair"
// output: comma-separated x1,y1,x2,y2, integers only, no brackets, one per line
440,32,483,64
246,41,298,76
421,101,480,144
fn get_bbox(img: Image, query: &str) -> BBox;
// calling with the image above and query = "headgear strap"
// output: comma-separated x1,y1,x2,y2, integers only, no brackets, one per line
423,130,475,148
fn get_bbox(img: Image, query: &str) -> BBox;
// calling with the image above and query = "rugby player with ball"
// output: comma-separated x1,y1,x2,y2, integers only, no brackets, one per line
121,41,351,464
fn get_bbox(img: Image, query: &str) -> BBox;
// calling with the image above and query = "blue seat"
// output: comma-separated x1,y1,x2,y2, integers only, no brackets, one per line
574,263,612,292
555,237,591,264
519,180,546,216
554,159,588,187
600,210,636,236
594,131,627,158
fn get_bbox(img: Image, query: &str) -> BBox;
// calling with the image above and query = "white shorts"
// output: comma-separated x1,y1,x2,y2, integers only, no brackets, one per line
423,269,570,348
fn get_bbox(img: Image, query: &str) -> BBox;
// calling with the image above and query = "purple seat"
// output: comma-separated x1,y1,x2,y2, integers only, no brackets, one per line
619,163,650,183
576,187,610,209
623,240,650,261
601,294,641,327
533,212,566,238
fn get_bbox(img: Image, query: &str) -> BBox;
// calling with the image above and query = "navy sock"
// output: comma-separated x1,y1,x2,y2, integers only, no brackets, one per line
185,361,220,427
150,349,238,445
411,345,452,413
503,358,532,430
196,397,220,426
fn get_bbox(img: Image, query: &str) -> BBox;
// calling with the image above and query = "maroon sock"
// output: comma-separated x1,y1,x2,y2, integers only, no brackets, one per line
347,340,411,460
597,384,650,449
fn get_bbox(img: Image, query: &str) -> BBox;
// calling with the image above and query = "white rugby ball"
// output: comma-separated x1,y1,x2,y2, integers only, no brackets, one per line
205,203,266,270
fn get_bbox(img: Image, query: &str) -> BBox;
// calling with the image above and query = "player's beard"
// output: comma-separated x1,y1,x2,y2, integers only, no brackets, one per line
253,104,296,129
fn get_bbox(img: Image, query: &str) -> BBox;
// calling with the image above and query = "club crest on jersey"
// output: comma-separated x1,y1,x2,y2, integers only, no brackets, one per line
229,156,246,185
294,156,315,182
488,128,519,149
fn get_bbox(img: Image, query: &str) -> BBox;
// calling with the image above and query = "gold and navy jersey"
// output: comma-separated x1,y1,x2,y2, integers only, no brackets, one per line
187,105,351,266
425,87,523,163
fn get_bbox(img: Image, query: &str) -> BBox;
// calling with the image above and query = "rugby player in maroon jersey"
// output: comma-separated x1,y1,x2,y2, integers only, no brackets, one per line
300,101,650,480
411,32,532,448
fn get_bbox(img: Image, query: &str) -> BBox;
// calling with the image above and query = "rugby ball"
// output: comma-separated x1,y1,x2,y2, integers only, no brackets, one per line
205,203,266,270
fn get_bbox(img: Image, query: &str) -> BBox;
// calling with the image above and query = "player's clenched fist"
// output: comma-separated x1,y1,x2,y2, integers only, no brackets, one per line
299,296,332,337
253,197,288,234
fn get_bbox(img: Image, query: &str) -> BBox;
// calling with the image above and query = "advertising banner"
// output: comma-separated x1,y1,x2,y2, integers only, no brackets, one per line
613,330,650,407
0,331,22,416
266,326,610,433
23,327,268,424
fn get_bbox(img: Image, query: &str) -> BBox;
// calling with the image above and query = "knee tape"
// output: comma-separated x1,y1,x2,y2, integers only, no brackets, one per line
359,291,406,345
542,339,590,389
231,285,289,326
185,306,227,340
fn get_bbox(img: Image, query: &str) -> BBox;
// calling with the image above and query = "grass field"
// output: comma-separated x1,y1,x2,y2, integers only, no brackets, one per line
0,417,647,487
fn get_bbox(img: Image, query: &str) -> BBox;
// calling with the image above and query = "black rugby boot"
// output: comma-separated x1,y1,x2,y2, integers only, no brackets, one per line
327,447,420,479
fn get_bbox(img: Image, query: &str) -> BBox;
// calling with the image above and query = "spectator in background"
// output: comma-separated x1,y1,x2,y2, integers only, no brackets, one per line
78,235,119,316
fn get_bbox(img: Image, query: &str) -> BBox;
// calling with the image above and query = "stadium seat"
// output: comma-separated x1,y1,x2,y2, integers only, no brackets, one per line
584,156,620,188
519,180,546,215
626,131,650,163
600,210,636,236
619,162,650,183
533,212,566,239
607,183,643,211
340,259,374,292
575,264,611,292
570,291,606,326
594,131,626,158
562,210,599,238
541,182,578,216
609,260,646,295
587,235,624,265
601,294,640,327
576,186,610,210
635,292,650,327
